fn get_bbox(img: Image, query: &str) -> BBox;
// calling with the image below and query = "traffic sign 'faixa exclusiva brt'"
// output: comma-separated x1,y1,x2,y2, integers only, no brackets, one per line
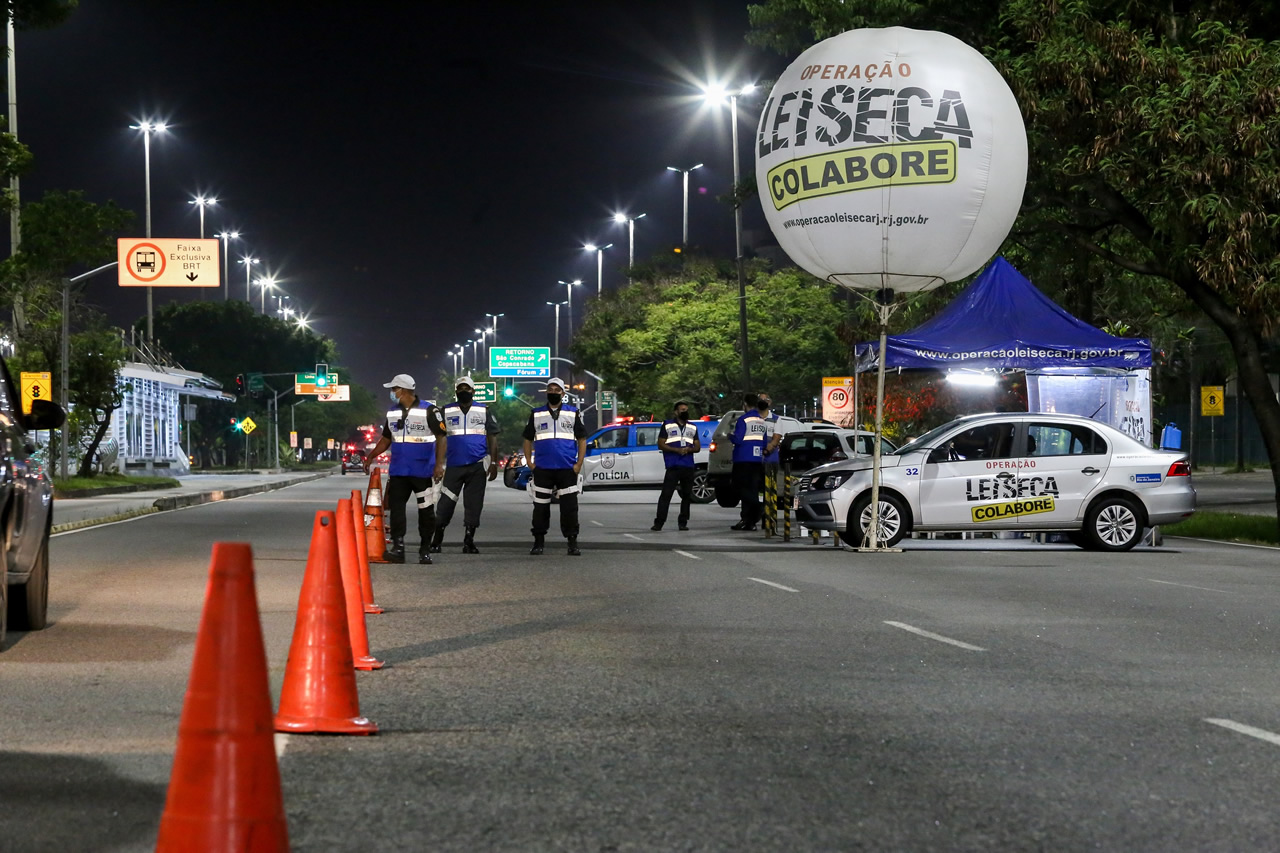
117,238,222,287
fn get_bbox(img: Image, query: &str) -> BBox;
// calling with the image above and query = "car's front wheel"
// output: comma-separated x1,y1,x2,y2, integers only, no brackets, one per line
691,468,715,504
1082,495,1144,552
848,491,908,548
10,532,49,631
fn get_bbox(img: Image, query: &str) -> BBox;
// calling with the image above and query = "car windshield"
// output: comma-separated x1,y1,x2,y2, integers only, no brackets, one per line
892,420,968,455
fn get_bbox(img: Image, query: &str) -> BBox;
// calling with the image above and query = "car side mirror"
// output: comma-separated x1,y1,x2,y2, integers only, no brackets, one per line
26,399,66,432
926,446,947,464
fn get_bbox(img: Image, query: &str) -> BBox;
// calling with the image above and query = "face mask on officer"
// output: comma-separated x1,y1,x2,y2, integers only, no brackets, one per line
546,391,563,406
676,408,689,422
457,387,474,403
389,389,401,403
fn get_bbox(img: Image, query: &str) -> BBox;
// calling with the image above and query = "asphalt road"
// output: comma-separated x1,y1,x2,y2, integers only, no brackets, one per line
3,476,1280,851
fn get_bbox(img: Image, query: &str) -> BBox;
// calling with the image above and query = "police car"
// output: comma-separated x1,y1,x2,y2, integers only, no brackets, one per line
796,412,1196,551
581,418,720,502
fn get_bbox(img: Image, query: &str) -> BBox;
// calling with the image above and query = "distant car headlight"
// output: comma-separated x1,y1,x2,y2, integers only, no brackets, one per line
812,471,853,491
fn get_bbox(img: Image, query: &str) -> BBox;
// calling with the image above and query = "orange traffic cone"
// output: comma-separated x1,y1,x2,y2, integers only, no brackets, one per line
274,511,378,735
365,468,389,563
156,542,290,852
351,489,383,614
336,498,384,670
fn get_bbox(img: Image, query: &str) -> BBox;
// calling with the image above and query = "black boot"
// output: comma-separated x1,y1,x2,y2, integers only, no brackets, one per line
418,550,433,565
387,537,406,564
462,526,480,554
429,527,444,553
529,535,545,556
567,536,581,556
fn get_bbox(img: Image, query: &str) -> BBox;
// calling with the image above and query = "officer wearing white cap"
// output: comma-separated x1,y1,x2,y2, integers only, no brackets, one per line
362,373,447,564
431,375,501,554
521,377,587,555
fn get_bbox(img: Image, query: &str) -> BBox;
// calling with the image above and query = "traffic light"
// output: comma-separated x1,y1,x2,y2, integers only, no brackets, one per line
234,374,246,396
229,418,240,431
315,362,330,388
503,386,515,398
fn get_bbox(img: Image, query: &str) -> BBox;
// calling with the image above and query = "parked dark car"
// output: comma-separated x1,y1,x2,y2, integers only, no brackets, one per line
1,355,66,650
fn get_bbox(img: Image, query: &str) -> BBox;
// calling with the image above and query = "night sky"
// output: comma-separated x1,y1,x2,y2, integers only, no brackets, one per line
15,0,783,392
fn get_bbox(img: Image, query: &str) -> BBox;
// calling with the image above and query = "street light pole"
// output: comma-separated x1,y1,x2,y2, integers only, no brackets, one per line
557,279,581,340
215,231,239,301
238,255,258,302
255,275,276,314
130,121,167,342
485,312,504,350
545,301,565,364
584,243,612,296
188,195,217,239
666,164,703,246
730,90,751,393
612,213,646,284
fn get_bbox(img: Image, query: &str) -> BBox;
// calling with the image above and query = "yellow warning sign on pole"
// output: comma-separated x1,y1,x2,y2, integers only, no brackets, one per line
240,417,258,435
1200,386,1224,417
20,372,52,415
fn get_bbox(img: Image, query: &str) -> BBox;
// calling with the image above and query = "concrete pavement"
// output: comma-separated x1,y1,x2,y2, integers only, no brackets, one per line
51,470,339,532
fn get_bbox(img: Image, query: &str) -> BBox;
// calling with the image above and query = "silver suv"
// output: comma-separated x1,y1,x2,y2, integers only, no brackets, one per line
0,356,65,649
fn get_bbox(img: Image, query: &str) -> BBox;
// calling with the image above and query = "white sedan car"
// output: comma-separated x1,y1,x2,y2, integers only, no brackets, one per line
796,412,1196,551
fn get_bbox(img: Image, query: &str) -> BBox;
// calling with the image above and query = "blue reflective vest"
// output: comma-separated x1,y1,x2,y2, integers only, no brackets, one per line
531,404,579,469
762,412,781,463
386,400,438,477
660,419,698,468
442,402,489,466
731,409,766,463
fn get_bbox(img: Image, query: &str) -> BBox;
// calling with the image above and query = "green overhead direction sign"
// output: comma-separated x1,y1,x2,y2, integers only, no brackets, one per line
295,372,339,395
489,346,551,378
473,381,497,404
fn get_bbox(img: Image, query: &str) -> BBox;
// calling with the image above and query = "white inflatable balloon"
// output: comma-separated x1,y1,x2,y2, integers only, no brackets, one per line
755,27,1027,292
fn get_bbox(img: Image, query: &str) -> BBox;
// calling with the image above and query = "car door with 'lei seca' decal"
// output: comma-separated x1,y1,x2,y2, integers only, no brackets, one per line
1017,421,1111,526
919,420,1020,527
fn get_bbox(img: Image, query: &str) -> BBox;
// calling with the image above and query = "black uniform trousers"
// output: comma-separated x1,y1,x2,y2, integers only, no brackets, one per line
654,466,695,527
385,475,437,551
436,461,488,529
733,461,764,526
530,467,580,538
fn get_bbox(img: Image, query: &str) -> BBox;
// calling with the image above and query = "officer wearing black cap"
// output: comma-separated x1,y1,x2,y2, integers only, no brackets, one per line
431,375,500,554
362,373,446,564
521,377,586,555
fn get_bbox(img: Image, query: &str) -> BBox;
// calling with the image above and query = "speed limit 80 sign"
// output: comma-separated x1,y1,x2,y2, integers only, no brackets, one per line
822,376,855,424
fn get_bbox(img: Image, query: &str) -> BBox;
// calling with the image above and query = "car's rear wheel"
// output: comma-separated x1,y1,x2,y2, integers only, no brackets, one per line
1083,495,1143,552
691,468,715,504
848,492,908,548
9,532,49,631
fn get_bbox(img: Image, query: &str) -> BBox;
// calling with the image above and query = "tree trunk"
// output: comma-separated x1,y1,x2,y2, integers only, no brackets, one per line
1173,267,1280,540
76,408,116,479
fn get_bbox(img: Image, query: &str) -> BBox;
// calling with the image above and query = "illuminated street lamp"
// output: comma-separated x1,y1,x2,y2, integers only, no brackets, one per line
545,300,567,363
129,119,167,341
665,164,703,246
254,275,277,314
237,255,259,302
215,230,240,301
474,327,490,366
611,213,646,284
557,278,582,340
187,194,217,238
701,81,757,392
583,243,612,296
485,312,504,349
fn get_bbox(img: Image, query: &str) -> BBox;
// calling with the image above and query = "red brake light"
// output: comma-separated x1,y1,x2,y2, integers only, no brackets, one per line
709,441,717,452
1166,460,1190,477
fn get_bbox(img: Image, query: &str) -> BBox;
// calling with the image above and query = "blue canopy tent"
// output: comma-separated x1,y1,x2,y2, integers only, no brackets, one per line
852,257,1156,445
853,257,1151,371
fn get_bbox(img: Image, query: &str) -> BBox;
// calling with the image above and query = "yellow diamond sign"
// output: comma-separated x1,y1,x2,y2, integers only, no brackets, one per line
240,417,258,435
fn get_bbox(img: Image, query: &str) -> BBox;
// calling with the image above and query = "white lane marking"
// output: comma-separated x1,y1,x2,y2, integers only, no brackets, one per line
673,550,701,560
1204,718,1280,748
275,733,291,759
624,533,645,542
747,577,799,593
884,621,986,652
591,520,604,527
1144,578,1231,594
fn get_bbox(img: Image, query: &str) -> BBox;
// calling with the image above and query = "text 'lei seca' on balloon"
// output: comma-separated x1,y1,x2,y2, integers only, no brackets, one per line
755,27,1028,292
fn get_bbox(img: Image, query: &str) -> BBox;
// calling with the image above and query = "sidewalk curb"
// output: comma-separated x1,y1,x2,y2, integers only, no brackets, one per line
53,472,333,533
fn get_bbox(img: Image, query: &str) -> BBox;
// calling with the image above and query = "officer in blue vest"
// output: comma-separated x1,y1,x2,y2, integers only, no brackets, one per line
430,375,501,555
651,400,700,531
362,373,447,564
728,392,778,531
521,377,587,556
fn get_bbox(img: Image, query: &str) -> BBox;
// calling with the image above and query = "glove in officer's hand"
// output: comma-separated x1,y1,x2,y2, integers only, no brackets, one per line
487,463,499,481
